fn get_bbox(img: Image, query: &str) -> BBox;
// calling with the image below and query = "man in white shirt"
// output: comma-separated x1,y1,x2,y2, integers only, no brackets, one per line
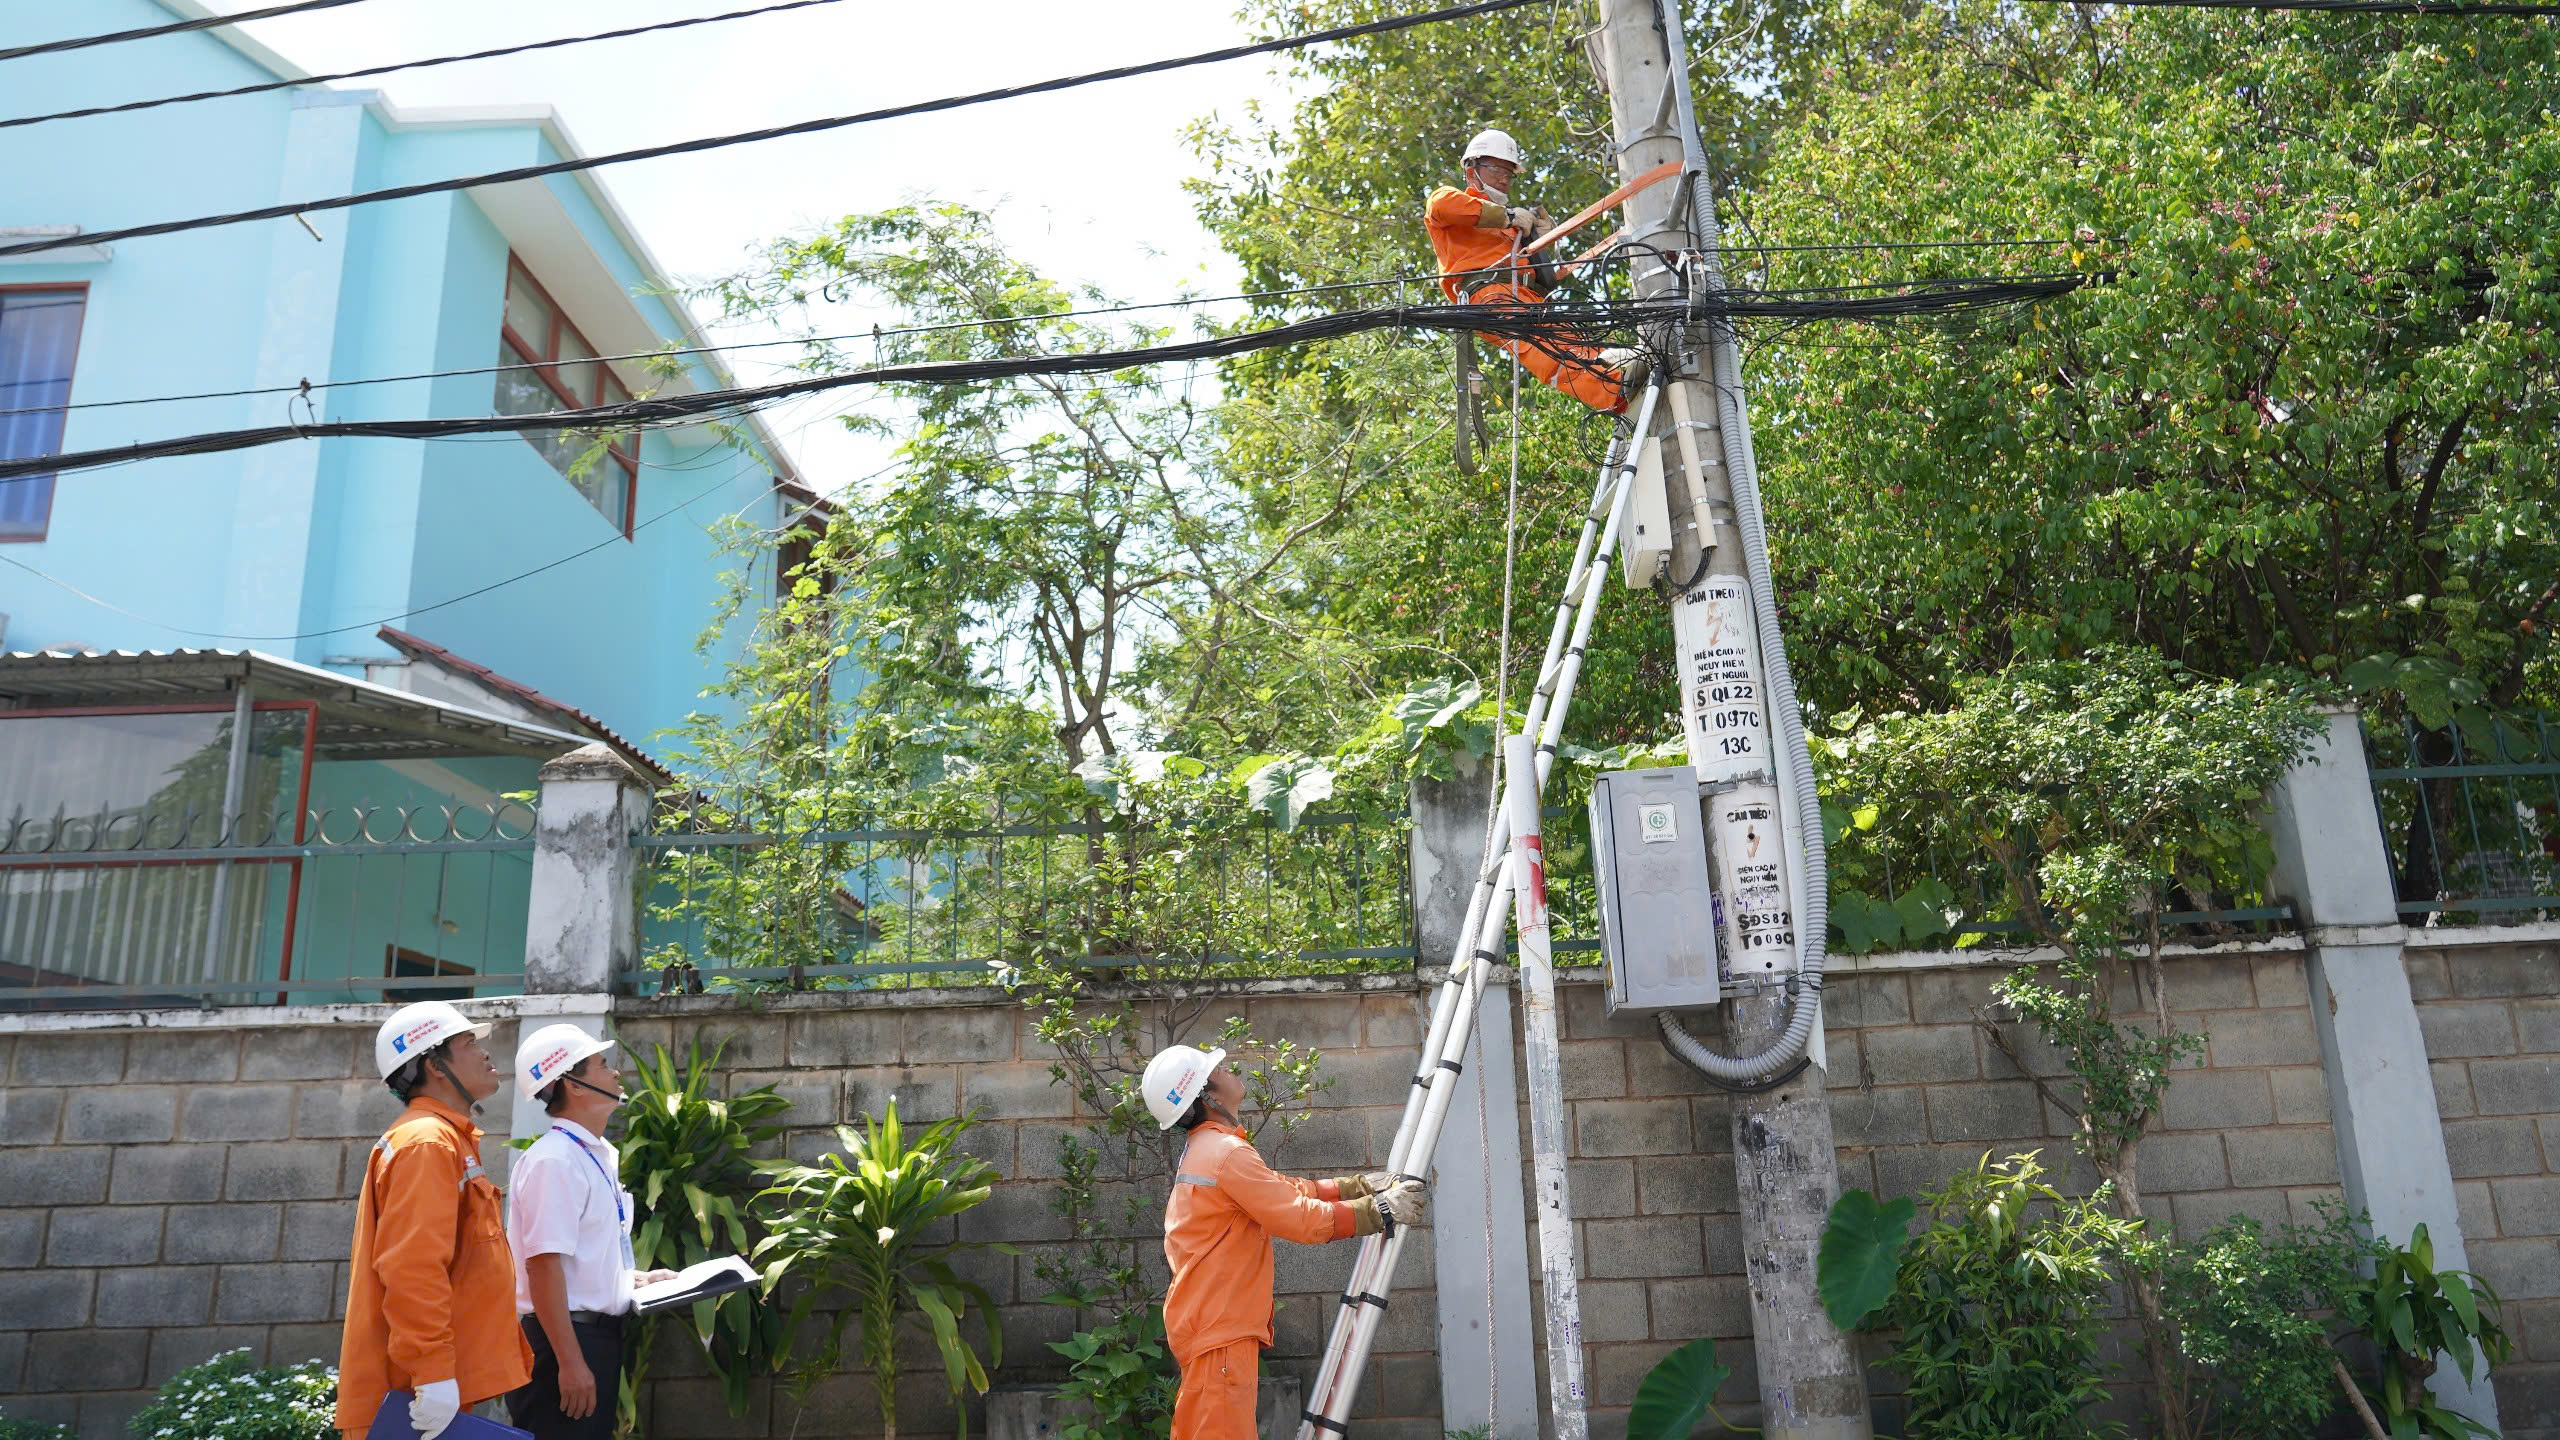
505,1024,673,1440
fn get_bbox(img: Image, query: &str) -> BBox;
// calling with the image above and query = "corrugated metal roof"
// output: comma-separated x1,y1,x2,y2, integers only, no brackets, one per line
374,627,670,783
0,648,596,765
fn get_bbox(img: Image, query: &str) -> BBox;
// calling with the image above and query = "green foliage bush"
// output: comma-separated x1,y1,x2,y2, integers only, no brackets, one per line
619,1041,793,1425
126,1351,335,1440
1860,1153,2141,1440
0,1412,71,1440
1048,1306,1180,1440
2149,1210,2372,1439
755,1101,1009,1440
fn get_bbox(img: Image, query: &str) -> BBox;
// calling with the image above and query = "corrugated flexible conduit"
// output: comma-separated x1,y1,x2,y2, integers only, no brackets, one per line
1650,0,1829,1086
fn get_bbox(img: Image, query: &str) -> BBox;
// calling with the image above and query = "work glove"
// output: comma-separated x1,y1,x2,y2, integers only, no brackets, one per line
1332,1171,1397,1199
1378,1178,1430,1229
410,1379,461,1440
1506,205,1545,238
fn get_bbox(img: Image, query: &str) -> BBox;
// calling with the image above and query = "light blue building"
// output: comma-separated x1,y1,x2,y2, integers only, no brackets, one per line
0,1,814,1005
0,0,804,734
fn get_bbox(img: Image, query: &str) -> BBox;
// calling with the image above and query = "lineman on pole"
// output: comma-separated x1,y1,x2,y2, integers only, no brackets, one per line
1424,128,1637,413
1148,1043,1428,1440
338,1002,532,1439
505,1024,677,1440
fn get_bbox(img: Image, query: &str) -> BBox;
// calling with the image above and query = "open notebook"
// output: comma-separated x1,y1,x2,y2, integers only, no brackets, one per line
632,1255,760,1316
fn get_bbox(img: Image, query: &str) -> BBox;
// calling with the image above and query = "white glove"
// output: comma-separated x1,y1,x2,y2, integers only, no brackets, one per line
411,1379,461,1440
1379,1178,1430,1228
1506,205,1542,236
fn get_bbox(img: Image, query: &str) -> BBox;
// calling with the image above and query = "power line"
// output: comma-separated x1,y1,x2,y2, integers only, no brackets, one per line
0,0,373,64
0,0,854,131
0,279,2092,482
0,0,1550,261
0,467,790,643
2,238,2071,419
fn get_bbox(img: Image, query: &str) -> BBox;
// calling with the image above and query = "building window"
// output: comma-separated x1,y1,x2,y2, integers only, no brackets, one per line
493,257,636,534
0,285,86,542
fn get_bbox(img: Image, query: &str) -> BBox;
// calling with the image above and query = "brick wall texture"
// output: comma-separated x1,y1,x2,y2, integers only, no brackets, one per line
2,940,2552,1438
2412,938,2560,1437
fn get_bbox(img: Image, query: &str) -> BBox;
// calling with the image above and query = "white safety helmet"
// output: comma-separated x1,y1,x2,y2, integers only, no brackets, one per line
1462,128,1524,171
374,1001,491,1082
516,1022,618,1104
1140,1043,1229,1131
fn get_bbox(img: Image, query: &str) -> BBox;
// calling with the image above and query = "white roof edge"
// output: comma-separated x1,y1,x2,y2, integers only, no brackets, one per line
145,0,311,85
355,100,803,487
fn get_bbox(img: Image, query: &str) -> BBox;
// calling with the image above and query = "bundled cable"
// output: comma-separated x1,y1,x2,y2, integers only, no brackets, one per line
0,0,370,64
0,0,1550,261
0,0,852,131
0,278,2091,483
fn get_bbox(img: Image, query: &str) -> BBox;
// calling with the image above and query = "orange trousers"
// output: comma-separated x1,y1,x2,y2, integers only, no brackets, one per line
1467,282,1624,413
1172,1338,1263,1440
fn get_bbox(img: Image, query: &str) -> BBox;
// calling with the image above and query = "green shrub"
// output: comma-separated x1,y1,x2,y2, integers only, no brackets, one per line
127,1350,335,1440
1048,1305,1179,1440
2151,1210,2372,1438
1866,1152,2141,1440
0,1410,73,1440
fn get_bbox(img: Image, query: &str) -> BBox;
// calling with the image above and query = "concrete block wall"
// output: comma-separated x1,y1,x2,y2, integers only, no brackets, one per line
0,1023,412,1436
606,983,1446,1440
2411,936,2560,1435
10,936,2559,1439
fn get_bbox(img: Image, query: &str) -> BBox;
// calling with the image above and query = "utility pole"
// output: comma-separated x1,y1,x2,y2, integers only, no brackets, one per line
1589,3,1874,1436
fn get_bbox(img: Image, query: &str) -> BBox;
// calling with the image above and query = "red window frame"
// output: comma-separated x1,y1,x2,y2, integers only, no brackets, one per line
0,281,90,544
499,255,638,536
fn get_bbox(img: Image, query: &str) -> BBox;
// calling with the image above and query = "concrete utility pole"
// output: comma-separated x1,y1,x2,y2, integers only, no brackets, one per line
1588,3,1874,1435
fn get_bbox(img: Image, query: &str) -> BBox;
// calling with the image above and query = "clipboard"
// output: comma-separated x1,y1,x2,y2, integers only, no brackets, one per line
365,1391,533,1440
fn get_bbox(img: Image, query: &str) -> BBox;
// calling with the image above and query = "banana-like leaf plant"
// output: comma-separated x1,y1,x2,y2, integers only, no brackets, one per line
755,1100,1012,1440
618,1040,794,1432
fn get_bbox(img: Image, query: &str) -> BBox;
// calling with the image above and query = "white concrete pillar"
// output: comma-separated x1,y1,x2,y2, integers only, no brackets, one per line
1409,755,1540,1440
2266,705,2496,1426
523,743,652,997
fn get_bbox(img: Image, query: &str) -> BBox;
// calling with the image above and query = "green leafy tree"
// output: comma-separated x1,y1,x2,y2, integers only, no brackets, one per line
1744,1,2560,726
755,1102,1012,1440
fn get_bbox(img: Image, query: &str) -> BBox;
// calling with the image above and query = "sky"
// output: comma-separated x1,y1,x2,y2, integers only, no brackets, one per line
209,0,1301,491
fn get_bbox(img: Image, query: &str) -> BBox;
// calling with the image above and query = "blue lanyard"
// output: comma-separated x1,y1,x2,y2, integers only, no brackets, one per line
552,1127,625,1226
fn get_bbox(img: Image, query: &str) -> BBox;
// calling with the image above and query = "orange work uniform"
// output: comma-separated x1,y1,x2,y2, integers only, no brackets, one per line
335,1096,534,1436
1424,183,1624,413
1164,1120,1360,1440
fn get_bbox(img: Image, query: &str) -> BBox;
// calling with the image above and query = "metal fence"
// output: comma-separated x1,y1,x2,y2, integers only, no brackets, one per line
2369,711,2560,924
626,808,1416,993
0,798,537,1009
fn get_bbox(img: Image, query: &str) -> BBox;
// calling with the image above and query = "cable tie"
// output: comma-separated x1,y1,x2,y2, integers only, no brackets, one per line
1303,1414,1350,1436
1437,1058,1465,1076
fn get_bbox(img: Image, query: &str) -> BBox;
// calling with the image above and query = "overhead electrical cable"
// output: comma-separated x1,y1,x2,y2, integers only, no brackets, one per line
0,0,854,131
0,279,2093,482
0,0,373,64
0,240,2071,419
0,468,792,643
0,0,1551,261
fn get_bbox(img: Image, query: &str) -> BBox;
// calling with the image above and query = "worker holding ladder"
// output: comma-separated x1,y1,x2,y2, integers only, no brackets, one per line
1144,1043,1429,1440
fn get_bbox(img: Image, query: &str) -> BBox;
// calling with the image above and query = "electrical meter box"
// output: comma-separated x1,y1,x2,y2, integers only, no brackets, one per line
1588,767,1721,1015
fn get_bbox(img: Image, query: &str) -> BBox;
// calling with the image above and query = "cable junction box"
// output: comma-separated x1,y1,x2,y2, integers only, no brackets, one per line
1587,766,1720,1014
